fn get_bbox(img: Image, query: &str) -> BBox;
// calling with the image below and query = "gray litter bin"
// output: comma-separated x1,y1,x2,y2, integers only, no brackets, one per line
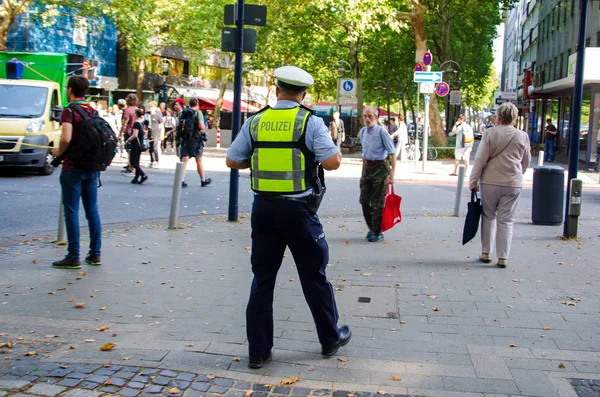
531,165,564,225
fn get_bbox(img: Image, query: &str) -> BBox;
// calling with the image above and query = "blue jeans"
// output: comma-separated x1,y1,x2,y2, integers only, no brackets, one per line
544,139,555,162
60,170,102,259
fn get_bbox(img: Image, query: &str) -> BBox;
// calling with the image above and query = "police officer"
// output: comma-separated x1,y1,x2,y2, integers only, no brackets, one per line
226,66,351,369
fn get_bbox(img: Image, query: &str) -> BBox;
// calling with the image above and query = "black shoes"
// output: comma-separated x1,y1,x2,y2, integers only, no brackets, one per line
322,325,352,356
181,181,188,188
248,353,271,369
131,178,139,184
138,175,148,185
201,178,212,187
85,254,101,266
52,257,82,269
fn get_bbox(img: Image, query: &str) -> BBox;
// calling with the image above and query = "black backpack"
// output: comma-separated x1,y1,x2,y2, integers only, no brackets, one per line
68,105,118,171
178,108,201,143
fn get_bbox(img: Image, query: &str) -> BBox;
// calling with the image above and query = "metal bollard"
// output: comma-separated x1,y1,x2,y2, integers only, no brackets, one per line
57,197,66,243
538,151,544,167
168,162,185,229
216,128,221,149
453,164,466,217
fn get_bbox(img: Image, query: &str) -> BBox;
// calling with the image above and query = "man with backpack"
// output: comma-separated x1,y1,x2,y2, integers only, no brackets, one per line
51,75,113,269
176,97,211,188
449,114,474,175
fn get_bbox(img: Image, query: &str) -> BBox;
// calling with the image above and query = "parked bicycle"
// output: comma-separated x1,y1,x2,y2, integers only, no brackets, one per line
404,142,437,161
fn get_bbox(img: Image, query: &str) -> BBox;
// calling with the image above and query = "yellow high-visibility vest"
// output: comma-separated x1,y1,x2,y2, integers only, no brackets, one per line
249,106,316,194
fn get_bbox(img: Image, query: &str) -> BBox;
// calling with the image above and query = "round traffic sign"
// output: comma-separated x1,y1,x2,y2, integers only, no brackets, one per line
414,63,423,72
435,82,449,97
342,80,354,92
423,51,433,66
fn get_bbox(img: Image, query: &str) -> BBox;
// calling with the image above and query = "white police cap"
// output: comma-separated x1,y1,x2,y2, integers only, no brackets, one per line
274,66,314,91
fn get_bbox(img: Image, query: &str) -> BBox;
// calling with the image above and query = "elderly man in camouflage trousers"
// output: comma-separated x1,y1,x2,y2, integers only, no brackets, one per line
359,106,397,242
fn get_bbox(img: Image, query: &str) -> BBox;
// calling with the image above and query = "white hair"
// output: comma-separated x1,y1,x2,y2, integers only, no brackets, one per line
364,106,379,117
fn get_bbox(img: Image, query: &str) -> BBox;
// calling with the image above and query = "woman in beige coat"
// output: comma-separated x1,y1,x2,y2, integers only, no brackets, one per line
469,103,531,268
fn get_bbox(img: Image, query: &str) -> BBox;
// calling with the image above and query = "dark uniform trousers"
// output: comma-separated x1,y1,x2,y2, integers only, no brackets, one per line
247,195,340,358
359,162,390,236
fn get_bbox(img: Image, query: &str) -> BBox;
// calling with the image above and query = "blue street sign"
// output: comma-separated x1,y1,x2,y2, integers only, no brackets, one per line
342,80,354,91
413,71,443,83
424,94,430,103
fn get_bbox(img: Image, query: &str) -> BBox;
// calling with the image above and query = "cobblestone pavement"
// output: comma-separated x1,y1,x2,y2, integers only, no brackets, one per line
570,379,600,397
0,338,412,397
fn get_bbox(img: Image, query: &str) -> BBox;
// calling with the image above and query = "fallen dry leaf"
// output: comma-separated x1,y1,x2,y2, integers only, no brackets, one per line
99,307,107,311
84,339,95,343
207,374,216,380
432,307,440,312
344,240,349,245
280,376,300,385
558,363,566,368
307,367,314,371
97,325,110,332
79,271,87,276
245,391,253,397
186,344,194,347
543,327,551,331
337,357,347,362
68,297,74,302
104,379,112,385
74,303,85,309
168,387,180,394
0,342,13,349
509,344,518,348
99,342,115,351
233,357,240,361
391,376,401,382
24,351,37,357
377,391,388,395
48,291,56,295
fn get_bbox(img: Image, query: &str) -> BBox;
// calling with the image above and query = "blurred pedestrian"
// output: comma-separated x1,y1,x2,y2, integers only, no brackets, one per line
543,118,557,163
359,106,397,242
162,109,177,153
120,94,138,176
329,111,345,148
177,97,211,188
147,101,163,167
125,109,148,185
449,114,474,175
226,66,350,369
469,102,531,268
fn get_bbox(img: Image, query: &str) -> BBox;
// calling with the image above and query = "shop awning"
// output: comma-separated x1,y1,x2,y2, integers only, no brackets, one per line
199,97,261,113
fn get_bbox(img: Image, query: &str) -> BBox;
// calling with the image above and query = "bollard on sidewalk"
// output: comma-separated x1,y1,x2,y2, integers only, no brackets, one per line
168,162,185,229
216,128,221,149
538,150,544,167
57,198,66,243
453,164,466,217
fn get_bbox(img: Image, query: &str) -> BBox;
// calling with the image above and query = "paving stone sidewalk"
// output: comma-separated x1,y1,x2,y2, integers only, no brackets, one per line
1,211,599,397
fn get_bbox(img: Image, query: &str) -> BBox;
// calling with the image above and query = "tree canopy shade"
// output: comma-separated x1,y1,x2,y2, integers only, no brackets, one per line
0,0,507,133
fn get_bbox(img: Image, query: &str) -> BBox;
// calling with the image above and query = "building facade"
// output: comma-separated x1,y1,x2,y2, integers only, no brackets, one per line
503,0,600,164
6,5,118,97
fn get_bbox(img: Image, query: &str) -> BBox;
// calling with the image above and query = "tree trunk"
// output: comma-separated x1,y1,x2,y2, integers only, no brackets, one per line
0,0,34,51
213,61,234,131
136,58,145,102
350,41,363,135
0,22,9,51
398,1,448,145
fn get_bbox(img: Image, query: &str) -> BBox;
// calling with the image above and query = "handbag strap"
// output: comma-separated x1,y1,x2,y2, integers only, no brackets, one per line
490,130,518,161
388,184,395,195
471,190,479,202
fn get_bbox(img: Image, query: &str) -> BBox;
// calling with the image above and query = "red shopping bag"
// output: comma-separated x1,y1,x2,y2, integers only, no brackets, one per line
381,185,402,232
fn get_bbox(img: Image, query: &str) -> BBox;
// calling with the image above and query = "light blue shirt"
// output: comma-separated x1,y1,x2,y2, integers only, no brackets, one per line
227,100,339,196
360,124,396,160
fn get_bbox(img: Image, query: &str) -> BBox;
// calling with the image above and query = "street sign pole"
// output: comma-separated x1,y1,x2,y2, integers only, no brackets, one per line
228,0,245,222
415,83,420,167
422,66,431,172
564,0,588,238
336,78,340,114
